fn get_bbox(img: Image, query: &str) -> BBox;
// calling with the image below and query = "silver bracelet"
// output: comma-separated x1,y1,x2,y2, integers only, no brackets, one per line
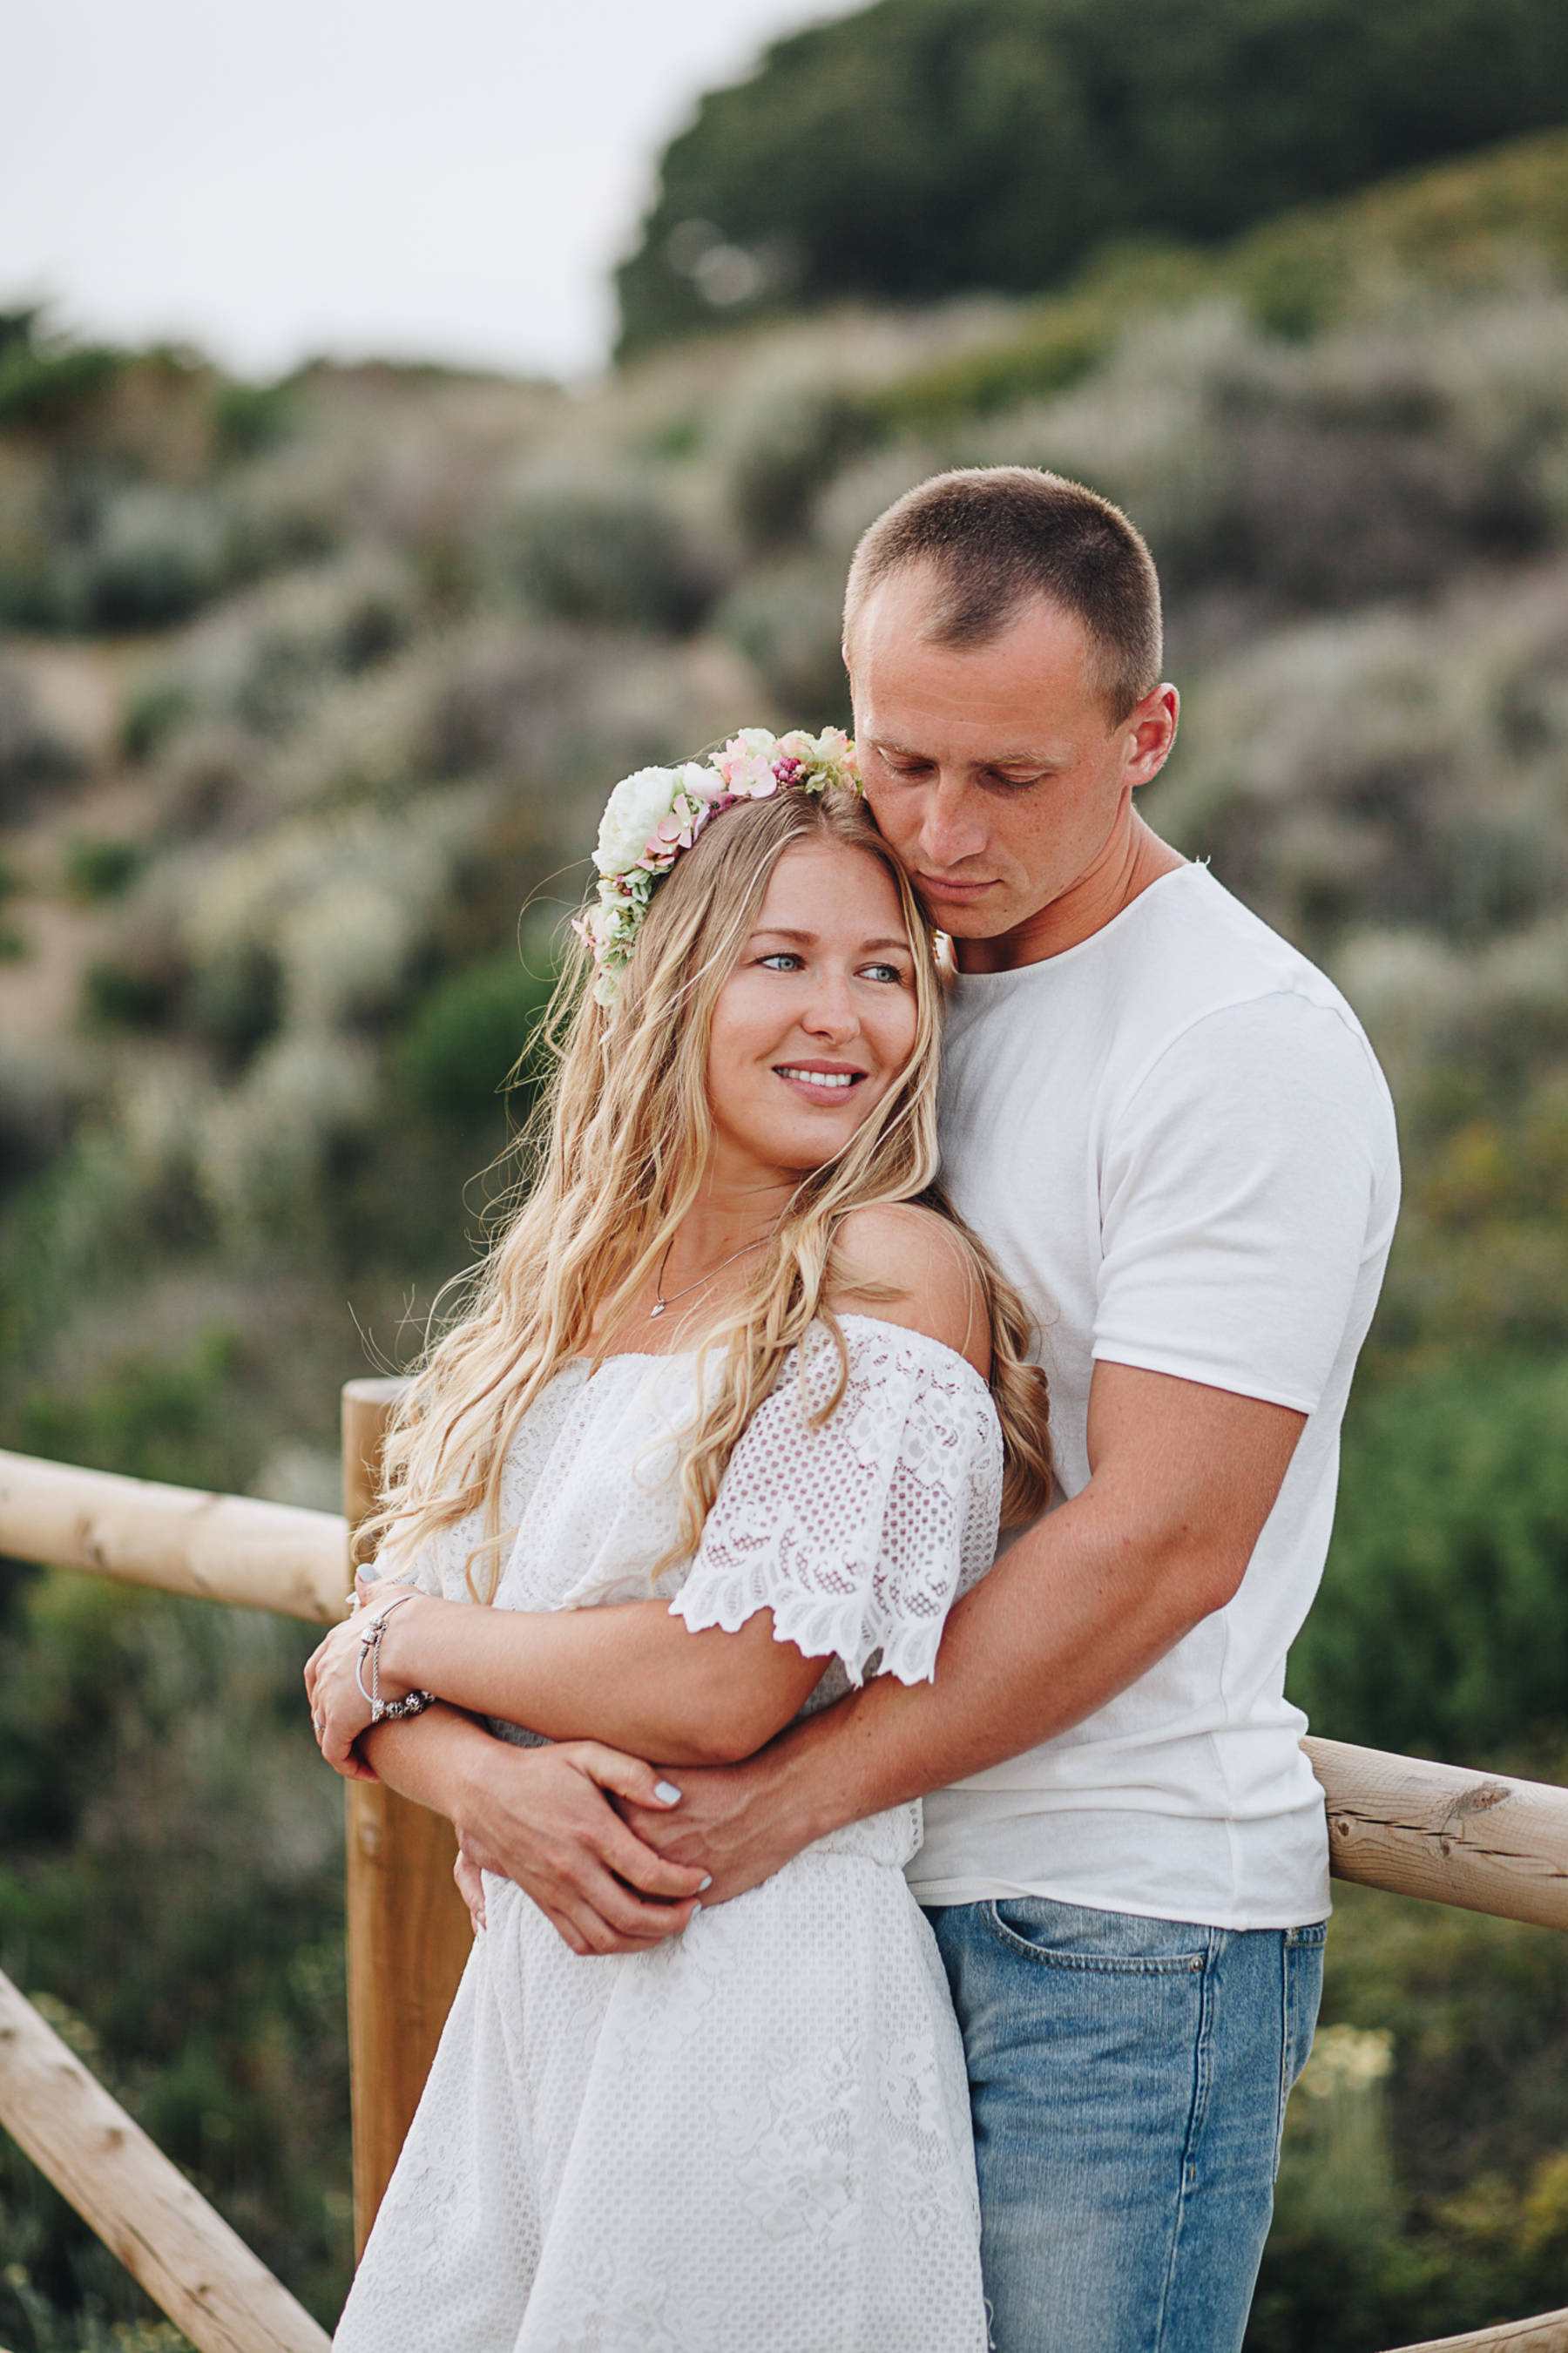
355,1591,435,1724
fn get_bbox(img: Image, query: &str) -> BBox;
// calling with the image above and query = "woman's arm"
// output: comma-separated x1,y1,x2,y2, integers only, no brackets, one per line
309,1200,989,1775
374,1592,827,1767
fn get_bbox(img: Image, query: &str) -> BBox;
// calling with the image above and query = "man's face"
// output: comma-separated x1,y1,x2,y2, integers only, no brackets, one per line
848,565,1178,949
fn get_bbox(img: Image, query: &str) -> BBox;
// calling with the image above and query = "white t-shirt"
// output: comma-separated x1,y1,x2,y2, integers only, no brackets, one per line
908,862,1400,1930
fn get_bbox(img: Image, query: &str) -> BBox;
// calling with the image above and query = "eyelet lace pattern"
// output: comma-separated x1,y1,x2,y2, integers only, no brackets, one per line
337,1317,1000,2350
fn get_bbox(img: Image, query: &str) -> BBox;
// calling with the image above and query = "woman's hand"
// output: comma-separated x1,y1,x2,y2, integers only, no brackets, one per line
304,1576,425,1779
451,1738,711,1957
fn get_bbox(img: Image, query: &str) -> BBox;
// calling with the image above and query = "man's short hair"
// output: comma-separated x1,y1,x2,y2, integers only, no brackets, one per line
843,466,1163,722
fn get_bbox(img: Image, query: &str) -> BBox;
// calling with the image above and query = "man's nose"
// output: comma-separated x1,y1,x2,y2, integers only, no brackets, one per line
916,779,988,869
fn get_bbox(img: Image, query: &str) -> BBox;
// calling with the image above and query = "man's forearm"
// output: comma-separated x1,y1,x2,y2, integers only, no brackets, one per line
760,1368,1306,1847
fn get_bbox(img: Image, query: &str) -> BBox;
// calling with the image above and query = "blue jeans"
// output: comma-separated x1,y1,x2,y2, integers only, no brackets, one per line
929,1897,1326,2353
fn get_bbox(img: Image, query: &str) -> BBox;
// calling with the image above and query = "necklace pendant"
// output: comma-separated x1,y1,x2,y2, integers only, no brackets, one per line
648,1300,666,1318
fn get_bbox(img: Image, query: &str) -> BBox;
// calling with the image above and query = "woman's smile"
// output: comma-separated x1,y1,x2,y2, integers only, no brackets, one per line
773,1058,868,1099
705,838,919,1183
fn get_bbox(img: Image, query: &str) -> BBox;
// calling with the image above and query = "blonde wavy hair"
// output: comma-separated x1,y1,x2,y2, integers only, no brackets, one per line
361,783,1052,1599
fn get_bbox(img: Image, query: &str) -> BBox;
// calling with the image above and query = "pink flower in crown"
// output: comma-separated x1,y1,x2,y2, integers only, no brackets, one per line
713,728,782,798
816,727,856,775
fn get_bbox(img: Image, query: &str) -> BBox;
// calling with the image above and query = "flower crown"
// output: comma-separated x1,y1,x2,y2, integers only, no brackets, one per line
572,726,859,1004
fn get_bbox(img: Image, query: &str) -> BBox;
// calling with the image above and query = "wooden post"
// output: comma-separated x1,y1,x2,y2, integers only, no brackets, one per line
0,1969,331,2353
341,1378,474,2261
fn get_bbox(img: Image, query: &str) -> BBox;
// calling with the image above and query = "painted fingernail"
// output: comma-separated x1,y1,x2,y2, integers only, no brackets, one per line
653,1781,683,1804
698,1874,713,1890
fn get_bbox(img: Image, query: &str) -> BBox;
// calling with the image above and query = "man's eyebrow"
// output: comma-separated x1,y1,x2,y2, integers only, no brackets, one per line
872,736,1060,767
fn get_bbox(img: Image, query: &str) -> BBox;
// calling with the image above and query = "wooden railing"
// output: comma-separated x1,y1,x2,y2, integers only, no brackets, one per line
3,1386,1568,2352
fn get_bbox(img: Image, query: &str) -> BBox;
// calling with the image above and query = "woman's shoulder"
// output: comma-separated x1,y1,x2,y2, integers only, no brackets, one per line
828,1202,991,1378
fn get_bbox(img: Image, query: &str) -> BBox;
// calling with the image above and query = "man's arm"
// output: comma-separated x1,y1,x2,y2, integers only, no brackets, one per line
619,1362,1305,1908
359,1705,709,1956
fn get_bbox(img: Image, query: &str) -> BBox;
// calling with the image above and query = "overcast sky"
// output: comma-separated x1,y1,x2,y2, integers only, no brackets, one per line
1,0,854,384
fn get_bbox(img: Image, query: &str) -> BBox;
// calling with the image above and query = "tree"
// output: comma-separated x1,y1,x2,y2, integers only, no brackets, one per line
616,0,1568,355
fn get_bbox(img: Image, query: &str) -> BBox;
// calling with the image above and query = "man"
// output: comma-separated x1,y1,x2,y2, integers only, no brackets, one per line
368,468,1399,2350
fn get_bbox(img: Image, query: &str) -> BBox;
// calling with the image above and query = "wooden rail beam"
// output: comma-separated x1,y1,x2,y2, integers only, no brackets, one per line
341,1378,473,2260
1382,2308,1568,2350
1306,1737,1568,1932
0,1969,330,2353
0,1450,347,1625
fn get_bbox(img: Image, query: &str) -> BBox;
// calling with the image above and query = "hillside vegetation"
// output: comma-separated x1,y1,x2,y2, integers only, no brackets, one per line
3,125,1568,2353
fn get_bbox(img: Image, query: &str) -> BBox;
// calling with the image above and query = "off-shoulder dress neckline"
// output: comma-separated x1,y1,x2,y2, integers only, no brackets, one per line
573,1311,992,1395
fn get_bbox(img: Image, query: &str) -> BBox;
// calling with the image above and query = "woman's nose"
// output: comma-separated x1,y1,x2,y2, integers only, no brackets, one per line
801,970,859,1040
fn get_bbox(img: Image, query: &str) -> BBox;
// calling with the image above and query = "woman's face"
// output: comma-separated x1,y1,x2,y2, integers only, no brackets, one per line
705,837,921,1184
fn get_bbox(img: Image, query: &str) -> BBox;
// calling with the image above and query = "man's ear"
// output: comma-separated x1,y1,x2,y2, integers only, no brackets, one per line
1127,683,1179,788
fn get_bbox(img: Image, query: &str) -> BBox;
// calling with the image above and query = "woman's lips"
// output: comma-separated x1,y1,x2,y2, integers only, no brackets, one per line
773,1064,867,1099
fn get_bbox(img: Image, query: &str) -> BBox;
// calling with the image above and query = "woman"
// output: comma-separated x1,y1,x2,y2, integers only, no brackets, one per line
308,727,1051,2350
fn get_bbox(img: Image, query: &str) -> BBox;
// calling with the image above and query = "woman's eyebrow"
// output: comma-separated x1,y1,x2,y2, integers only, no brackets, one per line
750,925,911,954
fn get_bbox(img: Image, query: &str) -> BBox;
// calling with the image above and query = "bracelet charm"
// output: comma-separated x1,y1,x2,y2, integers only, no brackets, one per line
355,1591,436,1725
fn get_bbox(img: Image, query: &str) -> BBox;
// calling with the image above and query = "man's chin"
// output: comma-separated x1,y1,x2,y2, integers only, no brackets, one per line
919,892,1018,939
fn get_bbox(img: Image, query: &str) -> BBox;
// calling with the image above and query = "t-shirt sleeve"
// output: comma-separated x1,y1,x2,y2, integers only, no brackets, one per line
670,1321,1004,1687
1092,992,1399,1414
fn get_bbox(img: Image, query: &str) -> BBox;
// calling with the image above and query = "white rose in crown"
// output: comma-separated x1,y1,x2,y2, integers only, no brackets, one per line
577,725,860,1004
594,767,684,877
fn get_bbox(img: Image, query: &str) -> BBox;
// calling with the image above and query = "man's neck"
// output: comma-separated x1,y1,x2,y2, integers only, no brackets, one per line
954,815,1186,975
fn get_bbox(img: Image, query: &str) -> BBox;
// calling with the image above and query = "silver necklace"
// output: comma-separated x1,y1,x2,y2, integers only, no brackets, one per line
650,1233,770,1319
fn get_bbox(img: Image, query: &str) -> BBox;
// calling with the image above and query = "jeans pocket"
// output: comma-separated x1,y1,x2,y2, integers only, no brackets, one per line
984,1896,1211,1975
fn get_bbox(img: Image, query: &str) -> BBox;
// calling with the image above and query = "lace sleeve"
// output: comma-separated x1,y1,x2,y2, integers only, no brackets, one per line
669,1317,1004,1687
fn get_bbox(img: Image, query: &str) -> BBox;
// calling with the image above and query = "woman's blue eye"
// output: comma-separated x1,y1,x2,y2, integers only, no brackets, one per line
862,963,903,984
759,952,802,971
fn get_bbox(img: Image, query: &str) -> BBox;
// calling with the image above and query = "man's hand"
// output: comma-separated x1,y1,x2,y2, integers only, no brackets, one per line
618,1734,824,1903
454,1840,488,1935
368,1714,713,1957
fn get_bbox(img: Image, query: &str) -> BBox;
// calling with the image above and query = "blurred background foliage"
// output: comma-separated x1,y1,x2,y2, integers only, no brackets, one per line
3,3,1568,2343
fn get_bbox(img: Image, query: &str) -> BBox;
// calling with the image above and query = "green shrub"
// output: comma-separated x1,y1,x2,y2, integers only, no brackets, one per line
0,666,82,821
119,679,192,764
491,477,719,634
13,1328,245,1486
0,1057,73,1201
80,953,184,1033
213,377,293,460
184,942,284,1070
713,558,851,727
1289,1356,1568,1761
0,339,127,433
399,953,557,1126
721,381,879,546
1250,1883,1568,2351
63,836,145,904
84,489,225,630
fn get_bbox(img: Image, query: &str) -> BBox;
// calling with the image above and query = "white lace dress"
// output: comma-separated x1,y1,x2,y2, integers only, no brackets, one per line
335,1315,1001,2353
